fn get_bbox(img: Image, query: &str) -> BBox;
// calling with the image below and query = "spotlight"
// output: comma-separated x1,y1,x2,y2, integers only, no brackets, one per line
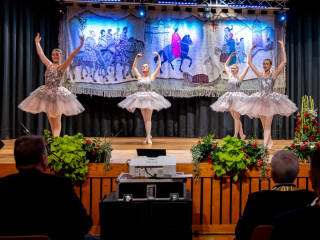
173,6,180,11
121,5,129,10
203,7,212,21
137,5,146,18
105,5,115,9
278,11,286,22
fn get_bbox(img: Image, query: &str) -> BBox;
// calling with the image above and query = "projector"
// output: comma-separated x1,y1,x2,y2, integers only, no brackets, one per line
129,156,176,178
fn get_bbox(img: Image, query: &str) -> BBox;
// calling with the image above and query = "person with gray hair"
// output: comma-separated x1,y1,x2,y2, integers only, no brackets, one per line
235,150,316,240
271,148,320,240
0,135,95,240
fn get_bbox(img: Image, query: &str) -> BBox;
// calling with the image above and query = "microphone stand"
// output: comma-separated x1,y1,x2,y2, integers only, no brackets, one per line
18,121,62,162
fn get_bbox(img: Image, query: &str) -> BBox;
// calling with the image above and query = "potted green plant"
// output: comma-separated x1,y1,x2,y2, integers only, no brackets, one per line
43,130,113,182
191,135,269,181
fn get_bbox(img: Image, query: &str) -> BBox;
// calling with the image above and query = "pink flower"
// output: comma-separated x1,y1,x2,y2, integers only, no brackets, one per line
208,155,212,159
198,141,201,144
97,145,101,149
243,147,247,151
305,113,310,118
86,139,91,145
300,145,307,150
252,143,257,148
296,135,300,138
246,155,250,159
264,150,269,154
295,127,300,131
297,120,302,125
303,126,309,131
303,141,307,144
309,136,314,140
314,122,319,126
296,114,301,118
93,150,97,155
316,143,320,148
291,143,295,148
259,162,263,166
208,160,212,164
317,129,320,133
213,145,217,149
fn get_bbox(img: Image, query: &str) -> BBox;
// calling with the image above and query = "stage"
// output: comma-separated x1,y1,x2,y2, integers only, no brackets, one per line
0,137,312,239
0,137,293,164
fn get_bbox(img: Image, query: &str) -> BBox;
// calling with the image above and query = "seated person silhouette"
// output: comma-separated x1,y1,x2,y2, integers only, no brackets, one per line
0,135,94,240
235,150,316,240
271,148,320,240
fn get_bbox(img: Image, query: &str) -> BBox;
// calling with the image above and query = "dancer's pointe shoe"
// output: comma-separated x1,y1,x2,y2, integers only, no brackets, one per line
143,138,148,144
240,134,246,140
147,137,152,144
267,139,273,149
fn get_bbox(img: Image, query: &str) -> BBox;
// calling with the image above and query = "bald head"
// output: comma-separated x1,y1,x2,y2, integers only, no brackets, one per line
270,150,299,183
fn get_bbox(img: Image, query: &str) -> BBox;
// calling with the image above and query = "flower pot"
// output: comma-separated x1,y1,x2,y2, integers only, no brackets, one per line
87,152,106,163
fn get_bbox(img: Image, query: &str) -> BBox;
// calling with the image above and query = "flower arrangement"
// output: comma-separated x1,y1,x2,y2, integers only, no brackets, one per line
43,130,113,182
191,135,269,181
285,96,320,162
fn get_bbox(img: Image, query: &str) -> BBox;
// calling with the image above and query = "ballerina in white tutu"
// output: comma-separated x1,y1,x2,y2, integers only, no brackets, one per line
237,41,297,147
210,52,249,140
19,33,85,137
118,52,171,144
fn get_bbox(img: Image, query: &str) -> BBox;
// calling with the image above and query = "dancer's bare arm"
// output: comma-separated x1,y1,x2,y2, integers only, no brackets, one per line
35,33,52,67
133,53,142,79
59,36,84,73
151,51,161,82
248,44,261,78
224,52,235,77
272,40,287,79
239,52,249,83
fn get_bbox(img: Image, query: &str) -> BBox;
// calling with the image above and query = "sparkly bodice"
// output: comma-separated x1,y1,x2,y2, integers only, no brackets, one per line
44,67,63,88
259,74,275,94
227,76,241,92
138,77,152,92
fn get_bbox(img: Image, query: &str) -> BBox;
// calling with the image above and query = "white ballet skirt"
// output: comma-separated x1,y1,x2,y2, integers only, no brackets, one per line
210,77,248,112
237,74,298,118
18,65,84,118
118,77,171,113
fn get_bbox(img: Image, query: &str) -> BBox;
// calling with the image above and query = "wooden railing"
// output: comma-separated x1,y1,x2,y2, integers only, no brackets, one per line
0,163,312,236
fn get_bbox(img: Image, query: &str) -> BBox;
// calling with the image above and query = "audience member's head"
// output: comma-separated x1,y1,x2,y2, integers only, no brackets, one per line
310,148,320,197
14,135,47,172
270,150,299,184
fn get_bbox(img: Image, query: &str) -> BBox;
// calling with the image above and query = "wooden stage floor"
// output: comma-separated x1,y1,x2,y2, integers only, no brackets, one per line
0,137,292,164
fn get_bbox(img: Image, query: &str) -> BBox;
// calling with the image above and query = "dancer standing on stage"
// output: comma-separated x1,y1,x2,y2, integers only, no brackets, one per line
19,33,85,137
118,52,171,144
237,41,297,147
211,52,249,140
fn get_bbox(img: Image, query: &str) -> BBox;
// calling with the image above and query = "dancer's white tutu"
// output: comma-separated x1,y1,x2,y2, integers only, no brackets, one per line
210,76,248,112
118,77,171,113
237,74,297,118
18,66,84,118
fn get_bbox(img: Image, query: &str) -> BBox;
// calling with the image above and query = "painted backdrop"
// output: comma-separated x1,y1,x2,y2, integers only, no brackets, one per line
59,6,286,97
